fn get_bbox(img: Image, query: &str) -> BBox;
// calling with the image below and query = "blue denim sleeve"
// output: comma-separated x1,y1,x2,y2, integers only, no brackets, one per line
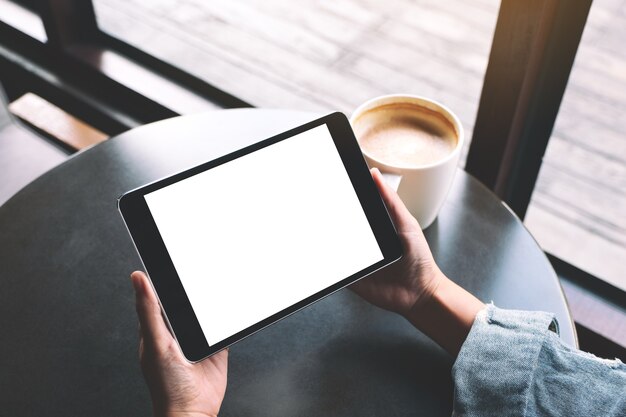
451,304,626,417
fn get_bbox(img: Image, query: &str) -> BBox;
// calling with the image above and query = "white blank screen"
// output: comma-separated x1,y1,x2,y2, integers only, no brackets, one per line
144,124,383,345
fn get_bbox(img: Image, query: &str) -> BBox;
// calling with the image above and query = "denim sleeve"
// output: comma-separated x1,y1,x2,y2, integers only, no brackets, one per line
451,304,626,417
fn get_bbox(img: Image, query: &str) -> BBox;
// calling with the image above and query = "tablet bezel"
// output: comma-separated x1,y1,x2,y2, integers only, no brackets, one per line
118,112,403,362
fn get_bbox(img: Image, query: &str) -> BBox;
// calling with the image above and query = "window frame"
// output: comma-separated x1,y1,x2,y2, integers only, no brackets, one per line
465,0,593,220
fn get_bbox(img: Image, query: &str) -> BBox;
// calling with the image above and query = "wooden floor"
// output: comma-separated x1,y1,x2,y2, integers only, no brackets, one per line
95,0,626,290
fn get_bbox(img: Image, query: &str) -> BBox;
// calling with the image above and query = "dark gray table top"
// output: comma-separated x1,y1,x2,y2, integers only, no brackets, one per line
0,109,575,417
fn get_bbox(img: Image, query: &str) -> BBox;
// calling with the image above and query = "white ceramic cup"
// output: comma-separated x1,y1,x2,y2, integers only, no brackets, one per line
350,95,464,229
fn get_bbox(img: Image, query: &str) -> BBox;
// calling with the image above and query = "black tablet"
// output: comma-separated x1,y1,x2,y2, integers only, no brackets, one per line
118,112,402,362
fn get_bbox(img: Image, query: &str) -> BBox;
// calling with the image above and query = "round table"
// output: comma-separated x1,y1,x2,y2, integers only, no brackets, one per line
0,109,575,417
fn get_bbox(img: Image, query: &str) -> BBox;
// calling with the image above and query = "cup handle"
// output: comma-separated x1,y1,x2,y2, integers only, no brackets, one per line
380,172,402,192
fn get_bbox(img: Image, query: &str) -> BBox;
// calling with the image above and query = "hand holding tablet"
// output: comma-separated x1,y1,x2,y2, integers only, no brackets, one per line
119,112,403,362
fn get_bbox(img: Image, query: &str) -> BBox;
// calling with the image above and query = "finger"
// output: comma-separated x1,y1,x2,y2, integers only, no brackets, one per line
349,276,374,297
131,271,173,350
215,347,229,364
138,334,145,358
213,348,229,372
370,168,420,232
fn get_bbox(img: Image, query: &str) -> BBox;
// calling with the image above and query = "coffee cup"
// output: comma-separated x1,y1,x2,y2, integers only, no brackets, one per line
350,95,464,229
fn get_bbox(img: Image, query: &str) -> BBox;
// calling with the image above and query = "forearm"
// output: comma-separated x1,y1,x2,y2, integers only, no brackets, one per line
404,273,484,356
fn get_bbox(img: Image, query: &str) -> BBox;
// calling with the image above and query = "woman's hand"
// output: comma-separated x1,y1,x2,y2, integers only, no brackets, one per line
131,271,228,417
351,168,484,356
350,168,445,317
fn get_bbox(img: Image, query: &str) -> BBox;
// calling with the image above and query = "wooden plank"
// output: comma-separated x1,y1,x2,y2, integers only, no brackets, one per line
596,14,626,60
316,0,382,27
525,201,626,291
165,0,343,63
393,4,494,46
9,93,108,151
178,20,382,110
377,19,491,74
470,0,503,12
99,0,489,111
419,0,499,32
239,0,380,43
353,0,498,27
348,56,439,97
98,0,376,111
355,0,498,37
555,122,626,167
95,1,333,111
553,110,626,166
568,64,626,108
543,135,626,194
350,32,486,101
532,163,626,242
575,47,626,89
349,0,422,19
556,87,626,141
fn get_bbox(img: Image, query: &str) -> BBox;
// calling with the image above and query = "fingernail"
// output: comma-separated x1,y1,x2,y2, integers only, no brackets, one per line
130,273,142,292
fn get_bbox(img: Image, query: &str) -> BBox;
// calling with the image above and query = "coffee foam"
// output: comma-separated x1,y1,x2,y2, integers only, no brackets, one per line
354,103,458,168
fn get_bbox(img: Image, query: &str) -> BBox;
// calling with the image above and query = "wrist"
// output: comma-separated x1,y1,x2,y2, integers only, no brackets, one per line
405,275,484,356
406,266,447,317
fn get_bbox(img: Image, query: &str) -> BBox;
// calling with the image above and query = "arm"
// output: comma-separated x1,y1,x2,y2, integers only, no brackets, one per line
405,276,484,357
453,305,626,416
355,169,626,417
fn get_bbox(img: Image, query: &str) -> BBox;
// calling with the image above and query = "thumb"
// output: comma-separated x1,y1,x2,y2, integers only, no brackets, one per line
370,168,420,233
131,271,173,350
